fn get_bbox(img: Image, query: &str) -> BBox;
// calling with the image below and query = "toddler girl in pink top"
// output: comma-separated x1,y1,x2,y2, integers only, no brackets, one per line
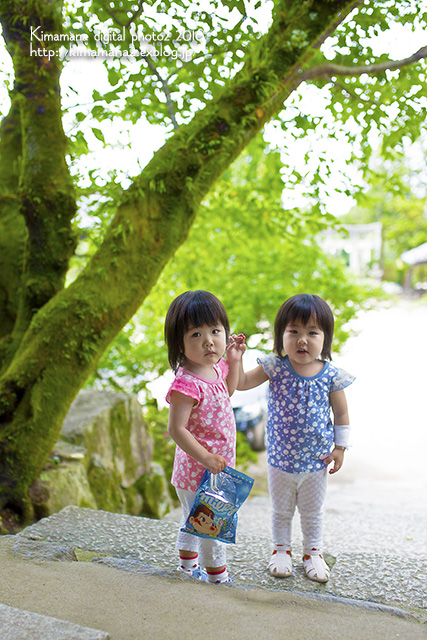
165,290,245,584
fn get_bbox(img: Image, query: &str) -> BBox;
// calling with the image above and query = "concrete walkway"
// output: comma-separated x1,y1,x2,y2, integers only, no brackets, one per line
0,502,425,640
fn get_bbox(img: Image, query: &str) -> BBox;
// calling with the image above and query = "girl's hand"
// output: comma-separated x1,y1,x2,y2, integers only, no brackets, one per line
205,453,228,475
226,334,246,362
321,447,345,474
229,333,246,347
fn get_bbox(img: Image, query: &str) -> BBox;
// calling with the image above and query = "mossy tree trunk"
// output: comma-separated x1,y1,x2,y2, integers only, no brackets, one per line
0,0,399,520
0,1,77,376
0,103,26,341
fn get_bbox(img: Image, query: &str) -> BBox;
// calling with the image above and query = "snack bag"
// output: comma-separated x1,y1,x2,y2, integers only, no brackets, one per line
181,466,254,544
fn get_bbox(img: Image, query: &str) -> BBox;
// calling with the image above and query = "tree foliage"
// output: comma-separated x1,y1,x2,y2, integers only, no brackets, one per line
90,136,373,395
0,0,426,520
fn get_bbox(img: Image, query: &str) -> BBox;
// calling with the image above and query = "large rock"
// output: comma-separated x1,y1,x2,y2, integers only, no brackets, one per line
34,390,172,519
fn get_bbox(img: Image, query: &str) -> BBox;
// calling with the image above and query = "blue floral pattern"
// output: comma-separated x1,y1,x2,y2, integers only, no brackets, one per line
258,354,355,474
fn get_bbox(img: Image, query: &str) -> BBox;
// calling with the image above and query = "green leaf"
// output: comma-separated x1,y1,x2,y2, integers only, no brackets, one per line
91,127,105,144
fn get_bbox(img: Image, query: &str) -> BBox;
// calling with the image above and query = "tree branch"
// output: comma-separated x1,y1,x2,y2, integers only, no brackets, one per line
126,1,146,29
0,103,26,346
332,80,378,106
300,46,427,82
145,58,179,130
104,1,146,29
306,0,364,54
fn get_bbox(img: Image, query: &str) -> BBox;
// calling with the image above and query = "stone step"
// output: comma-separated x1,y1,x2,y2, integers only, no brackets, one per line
0,603,109,640
11,505,427,622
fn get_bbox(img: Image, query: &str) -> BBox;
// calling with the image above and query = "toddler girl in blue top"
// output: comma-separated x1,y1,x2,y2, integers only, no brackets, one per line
234,294,354,583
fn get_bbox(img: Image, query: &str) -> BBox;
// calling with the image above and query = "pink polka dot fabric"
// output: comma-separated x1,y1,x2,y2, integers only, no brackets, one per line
166,359,236,491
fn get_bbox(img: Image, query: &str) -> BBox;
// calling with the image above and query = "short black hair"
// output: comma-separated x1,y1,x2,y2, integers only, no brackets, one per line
273,294,334,360
164,290,230,370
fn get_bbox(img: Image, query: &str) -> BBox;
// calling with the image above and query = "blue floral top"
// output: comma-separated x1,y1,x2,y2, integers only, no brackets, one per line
258,354,355,474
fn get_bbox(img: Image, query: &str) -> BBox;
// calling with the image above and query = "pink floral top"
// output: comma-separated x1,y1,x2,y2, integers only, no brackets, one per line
165,359,236,491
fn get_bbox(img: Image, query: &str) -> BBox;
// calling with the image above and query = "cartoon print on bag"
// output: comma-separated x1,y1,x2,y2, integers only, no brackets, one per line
189,504,223,537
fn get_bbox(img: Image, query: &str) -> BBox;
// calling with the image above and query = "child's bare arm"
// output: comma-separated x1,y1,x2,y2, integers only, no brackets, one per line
323,390,350,475
226,335,268,391
237,362,269,390
225,334,246,396
167,391,227,474
330,389,350,426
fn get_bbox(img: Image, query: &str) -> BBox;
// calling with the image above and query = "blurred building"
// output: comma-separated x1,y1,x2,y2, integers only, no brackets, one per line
400,241,427,292
320,222,382,278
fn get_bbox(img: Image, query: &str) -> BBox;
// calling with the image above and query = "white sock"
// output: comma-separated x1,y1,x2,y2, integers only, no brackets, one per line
179,555,198,572
207,568,229,584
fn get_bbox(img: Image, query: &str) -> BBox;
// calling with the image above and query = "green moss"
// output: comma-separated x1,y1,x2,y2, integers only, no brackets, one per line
40,462,97,512
1,4,77,344
86,455,125,513
123,485,143,516
135,462,172,519
74,549,110,562
0,205,26,340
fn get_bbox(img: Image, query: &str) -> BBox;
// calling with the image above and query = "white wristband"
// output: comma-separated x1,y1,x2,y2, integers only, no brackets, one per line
334,424,351,449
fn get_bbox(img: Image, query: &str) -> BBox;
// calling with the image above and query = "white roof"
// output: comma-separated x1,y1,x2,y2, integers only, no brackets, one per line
401,242,427,266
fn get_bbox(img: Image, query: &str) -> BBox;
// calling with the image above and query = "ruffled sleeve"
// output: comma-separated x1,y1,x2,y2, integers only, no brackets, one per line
257,352,278,379
165,371,200,405
330,368,356,392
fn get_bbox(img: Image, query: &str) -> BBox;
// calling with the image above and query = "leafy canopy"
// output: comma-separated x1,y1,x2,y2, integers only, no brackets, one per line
87,137,378,395
58,0,427,216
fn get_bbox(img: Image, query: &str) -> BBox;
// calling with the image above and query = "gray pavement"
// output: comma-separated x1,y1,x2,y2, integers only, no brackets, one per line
1,495,425,639
1,516,426,640
236,484,427,617
0,603,109,640
9,481,427,620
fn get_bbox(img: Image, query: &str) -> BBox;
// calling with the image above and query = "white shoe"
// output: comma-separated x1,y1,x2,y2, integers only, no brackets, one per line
177,565,206,580
303,554,330,583
269,549,292,578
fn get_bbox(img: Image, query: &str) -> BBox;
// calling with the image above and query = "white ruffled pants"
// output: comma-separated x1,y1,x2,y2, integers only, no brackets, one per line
175,488,226,568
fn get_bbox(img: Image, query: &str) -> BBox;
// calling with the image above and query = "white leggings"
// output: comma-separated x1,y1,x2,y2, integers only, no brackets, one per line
268,465,328,556
175,488,226,568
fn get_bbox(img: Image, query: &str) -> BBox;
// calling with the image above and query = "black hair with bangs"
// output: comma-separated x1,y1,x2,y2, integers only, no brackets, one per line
164,290,230,370
273,294,335,361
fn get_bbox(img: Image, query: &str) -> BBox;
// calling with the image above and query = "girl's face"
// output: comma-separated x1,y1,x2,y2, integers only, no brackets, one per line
282,316,325,369
182,323,227,371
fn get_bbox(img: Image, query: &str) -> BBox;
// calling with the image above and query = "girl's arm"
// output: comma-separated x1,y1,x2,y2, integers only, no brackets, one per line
167,391,227,474
330,389,350,429
237,362,269,390
226,335,268,391
226,358,241,396
323,390,350,475
225,334,246,396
